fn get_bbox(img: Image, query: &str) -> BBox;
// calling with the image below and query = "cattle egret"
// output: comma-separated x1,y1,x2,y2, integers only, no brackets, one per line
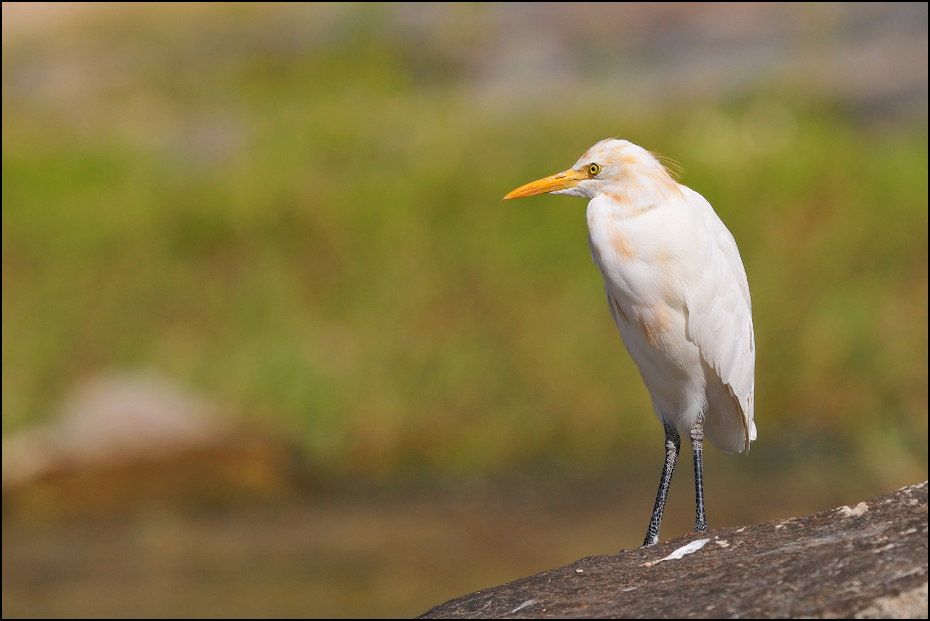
503,139,755,547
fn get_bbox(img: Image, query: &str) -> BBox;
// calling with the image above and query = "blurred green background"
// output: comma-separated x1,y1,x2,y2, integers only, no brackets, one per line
2,3,927,618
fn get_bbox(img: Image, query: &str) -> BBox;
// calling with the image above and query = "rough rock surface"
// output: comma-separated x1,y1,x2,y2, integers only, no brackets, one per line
419,482,928,619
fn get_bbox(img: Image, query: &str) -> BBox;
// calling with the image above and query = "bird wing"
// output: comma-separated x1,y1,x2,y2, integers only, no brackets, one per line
684,193,755,453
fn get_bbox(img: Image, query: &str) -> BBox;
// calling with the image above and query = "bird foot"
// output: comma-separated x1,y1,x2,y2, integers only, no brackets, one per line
640,536,659,548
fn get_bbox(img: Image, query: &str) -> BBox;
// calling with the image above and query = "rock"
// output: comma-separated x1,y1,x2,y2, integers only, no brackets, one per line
3,373,230,487
419,482,928,619
2,373,315,519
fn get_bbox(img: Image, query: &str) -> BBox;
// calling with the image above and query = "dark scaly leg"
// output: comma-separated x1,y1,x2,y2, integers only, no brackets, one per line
641,422,681,548
691,415,708,533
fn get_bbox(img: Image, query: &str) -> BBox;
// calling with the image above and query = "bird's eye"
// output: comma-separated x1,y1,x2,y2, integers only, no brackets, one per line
587,163,602,176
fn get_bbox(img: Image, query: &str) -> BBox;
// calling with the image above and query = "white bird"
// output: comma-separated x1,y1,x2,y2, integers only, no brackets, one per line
503,139,755,547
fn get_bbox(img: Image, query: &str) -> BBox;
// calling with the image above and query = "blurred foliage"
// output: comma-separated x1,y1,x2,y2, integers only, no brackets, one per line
2,4,927,492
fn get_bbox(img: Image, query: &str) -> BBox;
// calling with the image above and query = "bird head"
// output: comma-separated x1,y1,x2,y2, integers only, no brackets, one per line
503,139,681,207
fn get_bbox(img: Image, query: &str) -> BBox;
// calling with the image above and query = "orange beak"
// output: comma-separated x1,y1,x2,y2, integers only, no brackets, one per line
502,168,587,200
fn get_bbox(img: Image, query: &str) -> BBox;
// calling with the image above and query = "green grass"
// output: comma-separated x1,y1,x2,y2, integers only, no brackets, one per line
3,6,927,492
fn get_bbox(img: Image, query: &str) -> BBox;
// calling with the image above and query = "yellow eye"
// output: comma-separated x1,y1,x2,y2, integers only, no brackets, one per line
587,163,602,176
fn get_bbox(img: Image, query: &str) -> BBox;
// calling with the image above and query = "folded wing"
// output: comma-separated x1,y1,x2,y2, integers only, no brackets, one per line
684,197,756,453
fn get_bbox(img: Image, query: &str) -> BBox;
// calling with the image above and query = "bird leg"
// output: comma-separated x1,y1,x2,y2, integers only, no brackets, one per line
642,423,681,547
691,415,708,533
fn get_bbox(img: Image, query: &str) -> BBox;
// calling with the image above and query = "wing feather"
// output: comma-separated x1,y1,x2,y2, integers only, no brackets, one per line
684,196,756,453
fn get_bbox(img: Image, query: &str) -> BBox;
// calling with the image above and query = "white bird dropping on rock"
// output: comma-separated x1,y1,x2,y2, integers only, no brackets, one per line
504,139,756,547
